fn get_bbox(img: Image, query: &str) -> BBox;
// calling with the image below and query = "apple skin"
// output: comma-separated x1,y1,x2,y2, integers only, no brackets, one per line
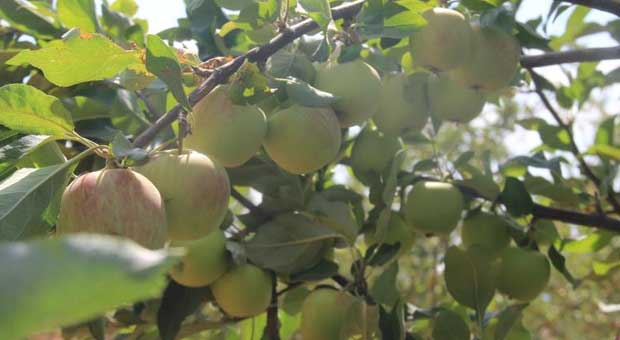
461,212,511,255
169,230,231,287
405,181,464,235
57,169,167,249
300,289,357,340
350,127,402,184
314,59,382,127
134,150,230,241
428,73,486,123
211,264,272,318
409,8,473,72
374,72,429,136
185,85,267,167
498,247,550,301
263,105,341,174
450,25,521,92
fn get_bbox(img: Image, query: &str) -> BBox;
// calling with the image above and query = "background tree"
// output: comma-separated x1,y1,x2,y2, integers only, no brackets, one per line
0,0,619,339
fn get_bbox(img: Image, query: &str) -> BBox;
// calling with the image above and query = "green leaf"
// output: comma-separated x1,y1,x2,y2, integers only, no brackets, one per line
431,309,470,340
0,234,176,339
563,231,612,254
245,213,338,274
588,144,620,162
357,0,430,39
290,259,339,282
0,157,79,241
0,0,62,38
370,262,400,307
548,246,580,288
275,77,338,107
493,304,527,340
57,0,98,32
307,194,359,244
110,0,138,17
110,132,148,164
299,0,332,31
594,115,616,146
157,281,212,340
267,50,316,83
499,177,533,217
145,35,190,110
444,246,497,314
8,33,141,87
0,84,74,137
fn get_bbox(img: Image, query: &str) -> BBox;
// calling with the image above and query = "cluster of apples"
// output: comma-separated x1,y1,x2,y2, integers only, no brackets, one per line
406,181,551,303
57,150,275,318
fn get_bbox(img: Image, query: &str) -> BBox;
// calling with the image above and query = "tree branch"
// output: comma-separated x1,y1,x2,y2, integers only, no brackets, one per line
561,0,620,17
527,68,620,215
132,0,364,148
532,204,620,232
263,272,281,340
520,46,620,68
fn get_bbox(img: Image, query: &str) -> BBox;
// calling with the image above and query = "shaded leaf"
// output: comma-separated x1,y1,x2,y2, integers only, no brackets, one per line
370,262,400,307
245,213,338,274
548,246,580,288
0,234,176,339
0,154,80,240
157,281,212,340
57,0,98,32
500,177,533,217
145,34,190,110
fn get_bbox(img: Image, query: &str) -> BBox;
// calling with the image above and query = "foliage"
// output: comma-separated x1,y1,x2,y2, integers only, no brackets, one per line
0,0,619,339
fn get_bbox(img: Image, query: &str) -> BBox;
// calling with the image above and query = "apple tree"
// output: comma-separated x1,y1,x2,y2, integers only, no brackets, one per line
0,0,619,339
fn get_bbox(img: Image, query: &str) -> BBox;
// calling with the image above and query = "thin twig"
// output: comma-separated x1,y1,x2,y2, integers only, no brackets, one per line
560,0,620,17
263,272,281,340
521,46,620,68
131,0,365,148
528,68,620,215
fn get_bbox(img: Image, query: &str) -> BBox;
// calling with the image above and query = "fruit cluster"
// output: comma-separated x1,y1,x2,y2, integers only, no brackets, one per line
55,5,546,333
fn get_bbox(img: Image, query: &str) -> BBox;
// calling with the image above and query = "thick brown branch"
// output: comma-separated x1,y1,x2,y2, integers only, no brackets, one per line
561,0,620,17
532,204,620,232
520,46,620,68
132,0,364,148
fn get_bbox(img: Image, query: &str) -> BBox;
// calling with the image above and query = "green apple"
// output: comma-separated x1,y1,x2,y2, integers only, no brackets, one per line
428,73,486,123
409,8,473,72
374,72,429,136
300,289,357,340
350,127,402,184
498,247,550,301
263,105,341,174
315,59,381,127
405,181,464,235
135,150,231,241
461,212,511,255
211,264,272,318
169,230,231,287
185,85,267,167
450,24,520,92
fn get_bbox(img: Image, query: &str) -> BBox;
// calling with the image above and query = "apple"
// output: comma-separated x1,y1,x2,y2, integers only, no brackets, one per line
57,169,167,249
405,181,464,235
185,85,267,167
134,150,230,241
